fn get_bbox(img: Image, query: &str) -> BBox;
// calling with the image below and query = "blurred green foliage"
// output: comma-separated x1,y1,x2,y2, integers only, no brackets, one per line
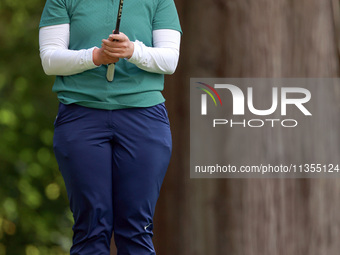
0,1,73,254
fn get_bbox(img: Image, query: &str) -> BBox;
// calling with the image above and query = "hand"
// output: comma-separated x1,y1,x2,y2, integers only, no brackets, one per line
92,47,119,66
101,31,134,60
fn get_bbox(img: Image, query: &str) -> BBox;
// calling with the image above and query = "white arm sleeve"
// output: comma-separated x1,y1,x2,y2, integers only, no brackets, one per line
39,25,181,76
127,29,181,75
39,24,98,76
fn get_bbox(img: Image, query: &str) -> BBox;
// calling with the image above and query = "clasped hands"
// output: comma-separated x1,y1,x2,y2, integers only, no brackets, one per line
93,31,134,66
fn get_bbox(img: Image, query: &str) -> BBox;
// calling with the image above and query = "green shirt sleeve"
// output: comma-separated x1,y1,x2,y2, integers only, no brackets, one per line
39,0,70,28
152,0,182,34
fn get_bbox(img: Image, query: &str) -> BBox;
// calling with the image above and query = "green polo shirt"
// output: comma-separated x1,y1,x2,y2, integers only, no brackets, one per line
39,0,182,110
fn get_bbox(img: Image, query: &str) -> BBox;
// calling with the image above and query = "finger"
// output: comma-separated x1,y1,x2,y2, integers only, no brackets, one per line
104,39,130,49
102,42,129,54
102,53,119,61
109,33,126,42
102,39,120,46
111,30,125,36
103,40,125,49
102,44,125,54
102,42,120,51
103,50,121,58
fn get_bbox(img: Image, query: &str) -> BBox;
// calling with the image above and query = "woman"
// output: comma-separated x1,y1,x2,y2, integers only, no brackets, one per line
39,0,182,254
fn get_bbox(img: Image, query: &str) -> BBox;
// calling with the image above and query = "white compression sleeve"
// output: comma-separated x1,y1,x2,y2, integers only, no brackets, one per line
39,25,181,76
127,29,181,75
39,24,98,76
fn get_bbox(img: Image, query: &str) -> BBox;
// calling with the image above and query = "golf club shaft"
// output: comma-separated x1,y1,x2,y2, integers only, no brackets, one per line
107,0,124,82
114,0,124,33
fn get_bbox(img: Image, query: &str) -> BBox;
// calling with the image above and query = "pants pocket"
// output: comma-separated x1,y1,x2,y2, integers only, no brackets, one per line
142,102,170,125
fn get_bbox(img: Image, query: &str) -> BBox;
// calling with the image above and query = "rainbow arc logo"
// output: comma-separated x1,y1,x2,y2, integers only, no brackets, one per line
196,82,223,115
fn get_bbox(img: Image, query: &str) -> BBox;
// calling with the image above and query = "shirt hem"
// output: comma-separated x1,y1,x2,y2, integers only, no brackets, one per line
57,95,166,110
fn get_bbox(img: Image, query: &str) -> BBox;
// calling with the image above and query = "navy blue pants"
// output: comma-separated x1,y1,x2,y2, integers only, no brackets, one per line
53,102,172,255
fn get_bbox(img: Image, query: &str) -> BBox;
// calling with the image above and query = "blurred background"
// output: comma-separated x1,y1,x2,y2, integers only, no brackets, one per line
1,0,340,254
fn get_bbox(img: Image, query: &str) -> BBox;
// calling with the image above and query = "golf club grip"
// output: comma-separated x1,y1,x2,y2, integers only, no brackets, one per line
107,64,115,82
